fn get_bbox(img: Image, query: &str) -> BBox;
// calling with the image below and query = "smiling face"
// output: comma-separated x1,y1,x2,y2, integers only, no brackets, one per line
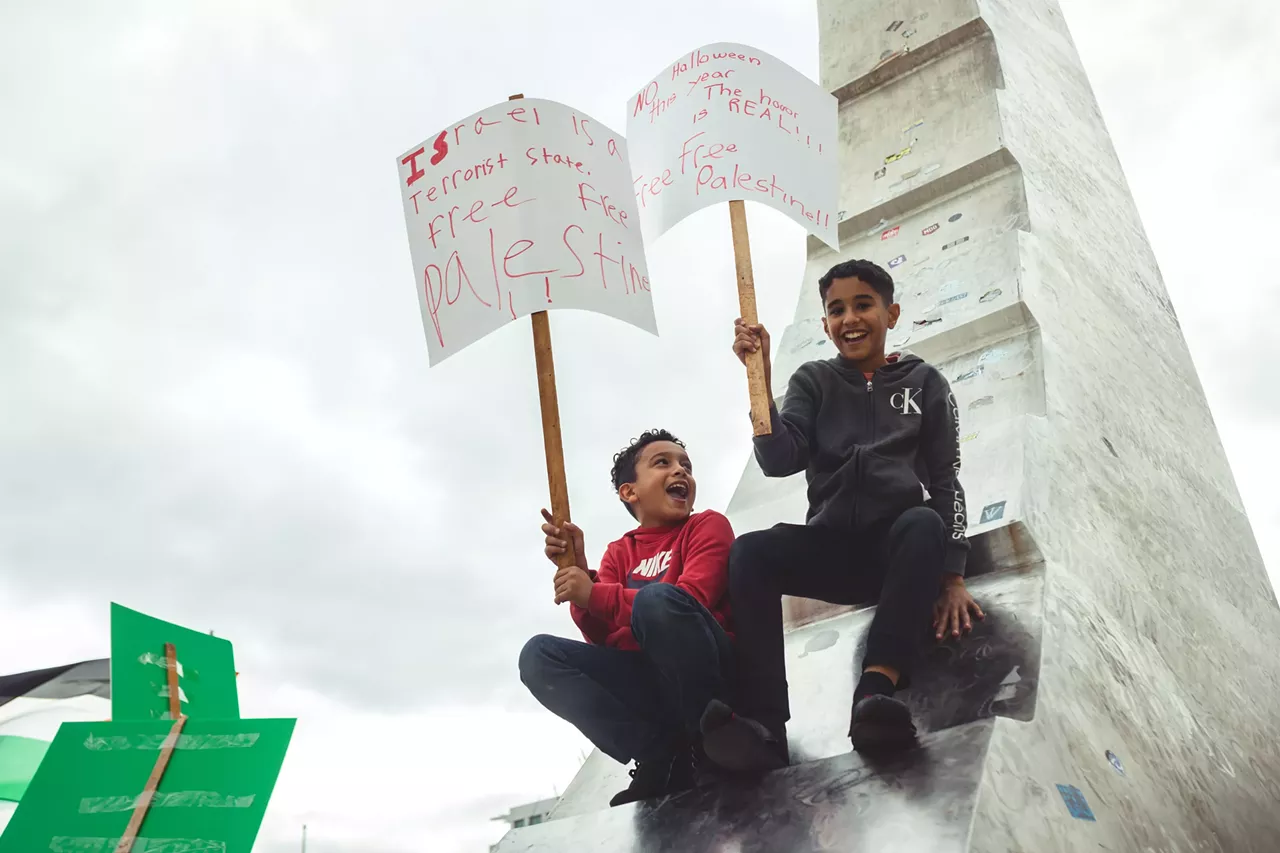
619,441,696,527
821,276,901,372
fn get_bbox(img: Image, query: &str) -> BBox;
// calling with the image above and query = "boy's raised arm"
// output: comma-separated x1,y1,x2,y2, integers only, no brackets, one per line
584,512,734,627
921,371,971,577
753,372,816,478
733,319,813,477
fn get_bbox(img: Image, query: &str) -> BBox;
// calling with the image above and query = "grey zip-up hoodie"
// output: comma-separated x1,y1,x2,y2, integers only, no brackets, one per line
754,352,970,577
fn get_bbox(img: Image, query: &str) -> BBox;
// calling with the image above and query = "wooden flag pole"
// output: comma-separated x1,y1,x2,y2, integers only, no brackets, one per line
115,643,187,853
114,715,185,853
728,200,773,436
510,93,578,572
164,642,181,719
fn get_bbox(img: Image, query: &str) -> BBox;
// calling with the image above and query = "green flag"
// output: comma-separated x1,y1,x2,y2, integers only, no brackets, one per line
110,604,239,722
0,717,294,852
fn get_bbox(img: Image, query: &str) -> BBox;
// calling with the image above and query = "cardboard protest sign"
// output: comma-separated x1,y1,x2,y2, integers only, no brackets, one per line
396,98,657,365
626,43,839,248
0,717,294,853
111,604,239,722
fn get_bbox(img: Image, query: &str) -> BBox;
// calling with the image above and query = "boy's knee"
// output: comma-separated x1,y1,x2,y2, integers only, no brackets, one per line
518,634,558,688
631,583,685,632
893,506,946,542
729,531,779,584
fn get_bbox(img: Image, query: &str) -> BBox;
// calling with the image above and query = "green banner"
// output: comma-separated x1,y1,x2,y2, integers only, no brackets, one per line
110,603,239,722
0,717,295,852
0,735,51,802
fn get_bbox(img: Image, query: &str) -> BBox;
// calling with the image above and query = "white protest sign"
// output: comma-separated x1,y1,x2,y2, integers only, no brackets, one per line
626,43,839,249
396,99,657,365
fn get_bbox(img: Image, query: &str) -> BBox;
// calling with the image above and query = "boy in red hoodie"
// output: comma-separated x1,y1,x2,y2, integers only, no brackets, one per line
519,429,735,807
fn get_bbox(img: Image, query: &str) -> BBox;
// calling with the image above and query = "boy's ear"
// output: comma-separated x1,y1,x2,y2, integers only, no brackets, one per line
821,316,831,339
618,483,639,508
887,302,901,329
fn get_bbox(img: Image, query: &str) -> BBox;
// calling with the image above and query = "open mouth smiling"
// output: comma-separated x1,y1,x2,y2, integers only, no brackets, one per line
666,481,689,501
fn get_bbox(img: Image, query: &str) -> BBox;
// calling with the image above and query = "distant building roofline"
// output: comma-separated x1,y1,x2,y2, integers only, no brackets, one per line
490,795,560,823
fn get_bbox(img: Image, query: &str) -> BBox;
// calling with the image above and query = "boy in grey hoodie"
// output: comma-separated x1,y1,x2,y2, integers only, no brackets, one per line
701,259,984,770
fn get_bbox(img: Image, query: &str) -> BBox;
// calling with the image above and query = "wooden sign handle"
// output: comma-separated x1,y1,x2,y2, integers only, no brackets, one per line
114,714,187,853
509,92,578,573
531,311,576,570
729,200,772,436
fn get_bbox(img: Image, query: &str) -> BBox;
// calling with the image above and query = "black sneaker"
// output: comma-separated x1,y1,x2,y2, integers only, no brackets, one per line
698,699,789,773
849,693,917,753
609,749,693,807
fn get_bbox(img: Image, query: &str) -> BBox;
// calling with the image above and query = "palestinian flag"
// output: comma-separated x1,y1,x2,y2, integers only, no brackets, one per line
0,659,109,828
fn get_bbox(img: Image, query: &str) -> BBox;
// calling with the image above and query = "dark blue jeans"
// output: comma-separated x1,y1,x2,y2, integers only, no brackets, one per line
519,583,732,765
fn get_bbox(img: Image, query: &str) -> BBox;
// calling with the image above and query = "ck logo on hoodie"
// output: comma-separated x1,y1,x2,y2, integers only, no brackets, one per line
891,388,923,415
632,551,672,580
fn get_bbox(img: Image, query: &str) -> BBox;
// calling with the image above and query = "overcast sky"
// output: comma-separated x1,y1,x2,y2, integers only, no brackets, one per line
1,1,1276,851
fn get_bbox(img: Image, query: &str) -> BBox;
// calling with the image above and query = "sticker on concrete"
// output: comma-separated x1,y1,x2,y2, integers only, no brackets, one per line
939,279,962,293
799,628,840,657
903,29,917,38
902,119,924,134
994,666,1022,702
912,316,940,327
1055,784,1096,822
954,366,983,383
886,20,904,32
889,254,906,268
838,210,848,221
979,348,1006,364
923,163,942,175
979,288,1003,303
884,146,912,164
881,226,900,240
1106,750,1125,776
948,213,963,222
902,167,921,180
879,49,896,62
922,224,940,236
969,395,993,410
874,166,886,180
866,219,888,236
913,11,929,21
960,432,978,443
912,254,930,266
939,292,968,306
979,501,1006,523
942,236,970,250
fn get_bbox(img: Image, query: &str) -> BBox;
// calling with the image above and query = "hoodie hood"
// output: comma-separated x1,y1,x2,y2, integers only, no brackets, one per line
828,351,923,381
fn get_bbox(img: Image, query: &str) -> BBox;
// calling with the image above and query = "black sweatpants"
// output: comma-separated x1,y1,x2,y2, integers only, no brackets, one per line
729,506,946,737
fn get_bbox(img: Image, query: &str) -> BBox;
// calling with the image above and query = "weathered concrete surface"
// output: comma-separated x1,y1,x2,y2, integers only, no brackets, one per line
807,1,1280,851
498,1,1280,850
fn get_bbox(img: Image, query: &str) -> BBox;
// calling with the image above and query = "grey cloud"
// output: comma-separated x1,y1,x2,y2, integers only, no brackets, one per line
0,0,798,715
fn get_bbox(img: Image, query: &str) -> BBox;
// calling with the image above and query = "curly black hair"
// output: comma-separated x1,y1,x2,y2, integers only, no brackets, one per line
818,259,894,307
610,429,685,518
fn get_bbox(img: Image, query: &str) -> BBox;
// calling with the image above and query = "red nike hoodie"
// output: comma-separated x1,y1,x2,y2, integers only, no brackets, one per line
570,510,735,650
